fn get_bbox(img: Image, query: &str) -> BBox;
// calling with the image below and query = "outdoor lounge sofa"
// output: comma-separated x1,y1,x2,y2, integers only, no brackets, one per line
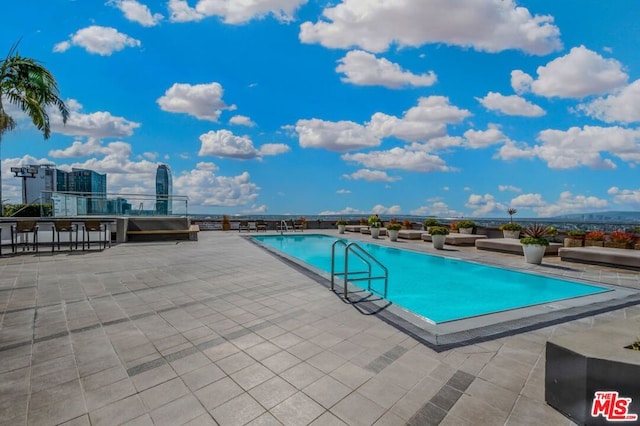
559,246,640,271
475,237,561,256
422,233,487,246
344,225,367,232
398,230,424,240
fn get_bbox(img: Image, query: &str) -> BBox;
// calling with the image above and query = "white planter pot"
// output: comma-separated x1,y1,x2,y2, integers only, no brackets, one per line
432,234,447,249
459,227,473,234
371,228,380,239
338,224,346,234
503,230,520,239
388,229,399,241
522,244,545,264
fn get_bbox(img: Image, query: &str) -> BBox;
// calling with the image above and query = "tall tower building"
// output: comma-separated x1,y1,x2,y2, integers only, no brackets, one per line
155,164,172,215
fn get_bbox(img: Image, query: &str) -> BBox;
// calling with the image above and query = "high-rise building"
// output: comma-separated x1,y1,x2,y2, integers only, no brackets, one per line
17,165,107,213
155,164,172,215
67,168,107,197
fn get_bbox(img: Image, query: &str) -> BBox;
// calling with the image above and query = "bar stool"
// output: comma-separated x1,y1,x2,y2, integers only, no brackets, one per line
52,220,78,252
82,220,108,250
11,220,39,253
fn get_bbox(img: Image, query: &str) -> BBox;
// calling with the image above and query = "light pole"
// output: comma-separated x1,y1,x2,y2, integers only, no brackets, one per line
11,166,37,204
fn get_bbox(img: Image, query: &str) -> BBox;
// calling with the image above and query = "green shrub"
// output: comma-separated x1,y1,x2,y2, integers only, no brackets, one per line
499,223,522,231
2,203,52,217
423,218,440,227
457,220,475,229
430,226,450,235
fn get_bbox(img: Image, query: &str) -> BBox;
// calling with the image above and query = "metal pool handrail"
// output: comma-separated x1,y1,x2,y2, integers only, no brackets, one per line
330,240,388,299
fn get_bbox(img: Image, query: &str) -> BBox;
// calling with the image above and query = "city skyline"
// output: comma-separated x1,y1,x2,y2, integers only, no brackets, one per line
2,1,640,218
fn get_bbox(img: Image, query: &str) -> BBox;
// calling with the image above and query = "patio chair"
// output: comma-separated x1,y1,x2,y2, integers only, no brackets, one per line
238,221,249,232
256,220,267,232
11,220,39,253
291,219,304,232
82,220,109,250
248,221,258,232
52,220,78,252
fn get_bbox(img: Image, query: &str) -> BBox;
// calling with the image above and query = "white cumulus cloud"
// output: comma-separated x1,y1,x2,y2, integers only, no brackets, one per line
477,92,545,117
169,0,306,24
198,129,288,159
342,169,400,182
512,191,608,217
368,96,471,143
522,45,628,99
336,50,436,89
465,193,506,216
157,82,232,121
295,119,379,152
54,25,141,55
342,147,451,173
109,0,163,26
577,79,640,124
50,99,140,138
497,125,640,169
229,115,256,127
300,0,561,55
174,165,260,207
463,126,508,149
608,187,640,208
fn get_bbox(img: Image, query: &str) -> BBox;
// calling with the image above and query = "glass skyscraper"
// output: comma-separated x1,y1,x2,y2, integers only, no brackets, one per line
155,164,172,215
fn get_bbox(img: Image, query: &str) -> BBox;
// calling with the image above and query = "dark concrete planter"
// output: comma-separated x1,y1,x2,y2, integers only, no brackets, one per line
546,318,640,425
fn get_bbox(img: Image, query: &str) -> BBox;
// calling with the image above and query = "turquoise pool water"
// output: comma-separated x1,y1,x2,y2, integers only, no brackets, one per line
252,234,608,323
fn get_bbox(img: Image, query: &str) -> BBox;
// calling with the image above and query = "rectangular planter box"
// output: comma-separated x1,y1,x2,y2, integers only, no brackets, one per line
564,238,584,247
604,242,632,249
584,239,604,247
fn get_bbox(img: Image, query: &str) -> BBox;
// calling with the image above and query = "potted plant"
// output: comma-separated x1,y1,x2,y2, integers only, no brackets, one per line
499,208,521,238
564,230,586,247
605,230,635,249
336,219,347,234
520,224,550,264
457,220,475,234
430,226,449,249
402,219,412,230
449,221,460,233
386,221,402,241
499,223,522,239
368,214,382,239
423,218,440,233
585,230,605,247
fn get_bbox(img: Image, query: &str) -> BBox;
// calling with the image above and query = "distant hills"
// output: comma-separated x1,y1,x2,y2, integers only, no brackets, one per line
552,211,640,223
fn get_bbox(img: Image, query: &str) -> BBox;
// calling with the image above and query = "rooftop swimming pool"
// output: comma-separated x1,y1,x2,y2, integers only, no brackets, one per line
252,234,609,324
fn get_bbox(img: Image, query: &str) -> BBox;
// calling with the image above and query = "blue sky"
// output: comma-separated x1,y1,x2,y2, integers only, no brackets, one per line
2,0,640,218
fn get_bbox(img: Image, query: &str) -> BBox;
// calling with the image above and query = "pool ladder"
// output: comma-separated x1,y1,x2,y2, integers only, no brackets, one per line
330,240,388,300
278,220,289,234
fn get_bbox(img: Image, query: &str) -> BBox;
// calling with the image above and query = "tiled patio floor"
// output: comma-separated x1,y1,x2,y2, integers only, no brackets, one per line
1,230,639,425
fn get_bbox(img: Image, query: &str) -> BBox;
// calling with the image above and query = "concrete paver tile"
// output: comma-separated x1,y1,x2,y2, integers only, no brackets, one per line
210,393,265,426
271,391,326,426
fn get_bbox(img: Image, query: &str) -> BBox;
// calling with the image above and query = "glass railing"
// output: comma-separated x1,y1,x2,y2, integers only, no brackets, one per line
41,191,188,217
